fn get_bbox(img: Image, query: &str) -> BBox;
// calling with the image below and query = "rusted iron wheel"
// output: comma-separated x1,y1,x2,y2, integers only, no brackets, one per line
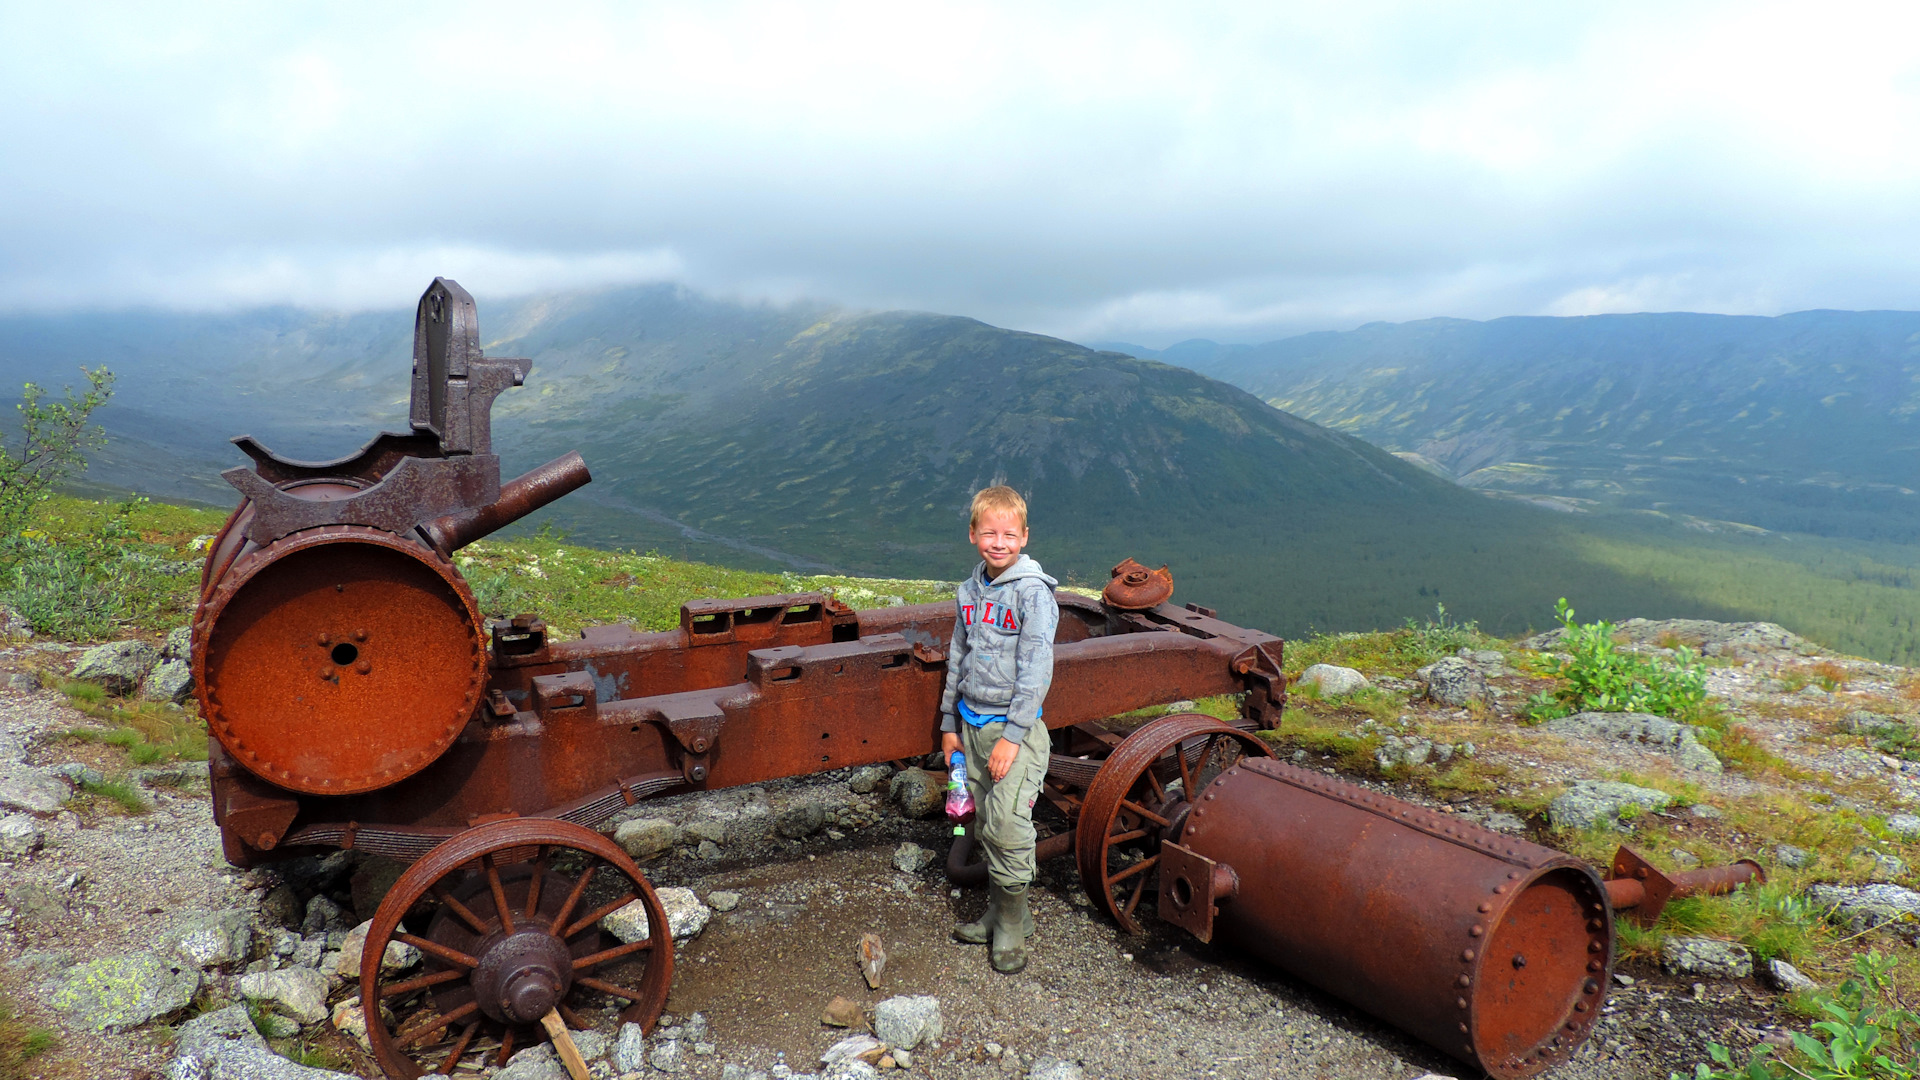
362,819,674,1078
1075,713,1269,933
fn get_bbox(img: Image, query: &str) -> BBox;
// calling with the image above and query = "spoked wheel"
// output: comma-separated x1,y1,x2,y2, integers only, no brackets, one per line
1075,713,1269,933
362,819,674,1078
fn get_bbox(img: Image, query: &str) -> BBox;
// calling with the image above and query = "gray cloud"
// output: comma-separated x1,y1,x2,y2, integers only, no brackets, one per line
4,2,1919,344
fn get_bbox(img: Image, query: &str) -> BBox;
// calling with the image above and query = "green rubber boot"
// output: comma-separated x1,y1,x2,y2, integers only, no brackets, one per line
990,884,1032,974
954,885,1002,944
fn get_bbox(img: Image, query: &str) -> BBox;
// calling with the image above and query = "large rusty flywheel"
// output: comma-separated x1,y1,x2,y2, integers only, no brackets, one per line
195,525,486,795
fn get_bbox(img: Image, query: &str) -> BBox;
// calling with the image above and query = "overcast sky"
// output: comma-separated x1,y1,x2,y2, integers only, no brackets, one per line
4,2,1920,345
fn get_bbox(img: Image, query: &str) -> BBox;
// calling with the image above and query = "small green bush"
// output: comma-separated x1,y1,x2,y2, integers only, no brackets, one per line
1527,598,1708,720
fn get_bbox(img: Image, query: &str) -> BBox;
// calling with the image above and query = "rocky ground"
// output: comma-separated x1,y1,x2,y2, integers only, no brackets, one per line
1,617,1918,1079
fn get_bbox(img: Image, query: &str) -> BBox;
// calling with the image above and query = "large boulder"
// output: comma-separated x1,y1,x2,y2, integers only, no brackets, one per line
0,763,70,814
46,950,200,1031
1540,712,1722,774
889,769,945,819
1299,664,1370,697
1807,883,1920,935
1416,658,1486,707
70,640,159,696
169,1002,354,1079
1548,780,1672,831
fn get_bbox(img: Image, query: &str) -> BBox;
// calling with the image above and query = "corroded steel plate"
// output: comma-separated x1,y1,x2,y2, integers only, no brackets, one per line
197,526,484,795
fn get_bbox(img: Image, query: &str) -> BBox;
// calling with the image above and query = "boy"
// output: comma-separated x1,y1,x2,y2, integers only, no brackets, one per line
938,485,1058,974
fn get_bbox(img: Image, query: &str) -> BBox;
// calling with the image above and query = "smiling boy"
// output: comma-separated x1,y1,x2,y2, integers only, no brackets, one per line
938,485,1059,974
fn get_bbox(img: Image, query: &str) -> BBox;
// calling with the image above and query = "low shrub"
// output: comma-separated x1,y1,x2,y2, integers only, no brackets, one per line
1526,598,1708,720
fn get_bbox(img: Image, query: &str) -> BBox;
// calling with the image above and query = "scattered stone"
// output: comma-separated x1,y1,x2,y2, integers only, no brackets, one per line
497,1043,568,1080
260,884,303,929
1841,711,1906,736
0,763,71,814
162,625,193,663
70,640,159,695
4,671,39,692
330,996,371,1050
0,813,44,856
685,818,729,846
1867,851,1909,882
1689,804,1723,820
332,919,421,978
303,894,351,934
1889,815,1920,840
822,1034,885,1066
349,856,407,921
131,760,210,789
1476,810,1526,834
892,842,935,874
612,1022,648,1072
1547,780,1672,831
1612,973,1635,987
1374,735,1437,770
1028,1059,1085,1080
1670,849,1701,870
1540,712,1722,773
697,839,723,860
50,761,102,787
5,880,68,927
603,886,712,943
777,801,826,838
1807,883,1920,934
1775,844,1812,869
651,1038,686,1073
1415,657,1487,707
1526,618,1815,661
164,908,253,970
240,965,331,1024
1299,664,1370,697
1661,937,1753,979
1765,959,1817,994
46,950,201,1031
849,764,894,794
708,890,741,913
823,995,866,1029
889,769,945,819
615,817,681,860
873,995,943,1049
142,659,194,703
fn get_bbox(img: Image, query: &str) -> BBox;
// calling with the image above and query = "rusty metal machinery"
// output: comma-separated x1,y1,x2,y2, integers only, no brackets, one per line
192,280,1762,1079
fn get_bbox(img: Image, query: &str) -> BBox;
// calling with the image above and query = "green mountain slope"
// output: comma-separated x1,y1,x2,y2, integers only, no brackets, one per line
6,291,1920,660
1099,311,1920,544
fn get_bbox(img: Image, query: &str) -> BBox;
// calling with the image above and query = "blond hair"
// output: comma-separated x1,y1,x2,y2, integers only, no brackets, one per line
969,486,1028,530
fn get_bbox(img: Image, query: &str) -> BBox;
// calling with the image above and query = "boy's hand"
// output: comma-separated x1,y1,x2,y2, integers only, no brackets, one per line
988,737,1020,782
940,731,962,759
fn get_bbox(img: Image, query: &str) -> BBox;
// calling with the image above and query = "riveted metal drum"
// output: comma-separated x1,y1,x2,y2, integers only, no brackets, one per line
1176,758,1612,1079
194,524,486,796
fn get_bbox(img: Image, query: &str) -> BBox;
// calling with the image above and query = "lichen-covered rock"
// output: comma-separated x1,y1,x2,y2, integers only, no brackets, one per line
614,817,679,859
1807,883,1920,934
163,908,253,970
1547,780,1672,831
1540,712,1722,774
611,1022,648,1072
46,950,200,1031
240,966,331,1024
707,890,741,912
889,768,945,819
1373,735,1452,770
1416,657,1486,707
331,920,420,979
70,640,159,696
892,842,935,874
602,886,711,943
849,763,894,794
1775,844,1813,869
1299,664,1370,697
683,818,728,846
142,659,194,703
1661,936,1753,979
1765,959,1817,993
167,1002,352,1079
1887,814,1920,840
162,625,193,663
873,994,943,1049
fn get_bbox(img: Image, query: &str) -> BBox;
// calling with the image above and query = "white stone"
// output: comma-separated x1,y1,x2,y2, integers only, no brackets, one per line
1299,664,1370,697
611,1022,649,1072
872,995,943,1050
602,887,711,943
165,909,254,970
239,966,331,1024
0,813,43,856
331,919,421,979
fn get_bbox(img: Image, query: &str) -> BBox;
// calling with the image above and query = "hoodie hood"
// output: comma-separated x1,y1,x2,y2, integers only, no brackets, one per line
976,554,1057,588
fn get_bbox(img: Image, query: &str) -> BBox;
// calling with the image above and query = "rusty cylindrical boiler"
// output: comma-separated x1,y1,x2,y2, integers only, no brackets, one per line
1163,757,1612,1079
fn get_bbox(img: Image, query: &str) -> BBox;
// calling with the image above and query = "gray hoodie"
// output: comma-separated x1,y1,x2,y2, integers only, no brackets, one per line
938,554,1060,745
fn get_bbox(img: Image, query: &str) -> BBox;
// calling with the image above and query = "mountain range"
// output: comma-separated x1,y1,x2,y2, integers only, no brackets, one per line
1097,311,1920,544
2,289,1919,661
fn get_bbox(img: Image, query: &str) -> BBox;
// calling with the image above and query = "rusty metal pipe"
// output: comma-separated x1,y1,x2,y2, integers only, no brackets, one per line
1604,848,1765,926
1171,759,1611,1080
421,451,592,554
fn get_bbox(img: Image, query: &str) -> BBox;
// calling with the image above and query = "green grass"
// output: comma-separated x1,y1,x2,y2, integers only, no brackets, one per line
77,776,149,815
58,683,206,766
0,992,57,1080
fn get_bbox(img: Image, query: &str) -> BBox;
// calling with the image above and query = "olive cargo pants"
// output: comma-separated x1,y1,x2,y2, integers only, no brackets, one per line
959,717,1052,888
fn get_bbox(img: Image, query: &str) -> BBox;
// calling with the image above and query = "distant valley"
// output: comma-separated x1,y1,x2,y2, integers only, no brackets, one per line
4,288,1920,662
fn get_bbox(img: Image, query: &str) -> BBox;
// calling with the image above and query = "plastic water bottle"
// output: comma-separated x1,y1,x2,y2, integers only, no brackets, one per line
945,750,976,831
